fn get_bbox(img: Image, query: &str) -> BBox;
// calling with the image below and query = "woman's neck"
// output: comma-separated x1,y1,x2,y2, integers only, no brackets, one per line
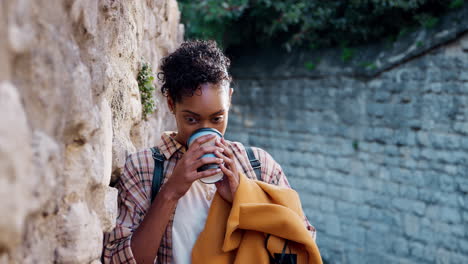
173,133,187,148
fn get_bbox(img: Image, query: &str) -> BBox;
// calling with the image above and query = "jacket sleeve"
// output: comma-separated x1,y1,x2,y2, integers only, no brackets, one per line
252,147,317,241
102,153,153,263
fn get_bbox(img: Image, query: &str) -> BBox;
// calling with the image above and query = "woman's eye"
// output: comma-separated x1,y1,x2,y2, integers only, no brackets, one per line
212,116,224,123
185,117,197,124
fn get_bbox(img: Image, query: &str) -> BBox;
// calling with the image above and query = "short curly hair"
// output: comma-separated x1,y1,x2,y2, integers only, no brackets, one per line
159,40,231,103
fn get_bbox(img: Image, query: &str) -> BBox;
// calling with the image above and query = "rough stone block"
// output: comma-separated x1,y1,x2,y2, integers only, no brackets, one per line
324,215,342,237
392,198,426,215
319,196,336,213
89,186,118,232
409,242,435,262
0,82,34,252
426,205,461,224
56,202,103,263
454,121,468,135
399,185,419,200
366,194,391,209
373,90,392,103
391,237,409,256
459,239,468,254
343,226,366,246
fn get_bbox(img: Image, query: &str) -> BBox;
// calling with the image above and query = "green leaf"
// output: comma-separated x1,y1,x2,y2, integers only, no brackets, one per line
449,0,464,9
341,47,355,63
352,140,359,151
304,61,316,70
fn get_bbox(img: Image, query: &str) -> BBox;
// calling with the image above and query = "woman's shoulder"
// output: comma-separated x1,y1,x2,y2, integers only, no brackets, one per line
229,141,277,163
228,140,283,183
124,148,154,171
118,148,154,187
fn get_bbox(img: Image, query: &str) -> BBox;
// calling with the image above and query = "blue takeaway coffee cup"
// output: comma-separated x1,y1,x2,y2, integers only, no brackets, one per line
187,128,224,184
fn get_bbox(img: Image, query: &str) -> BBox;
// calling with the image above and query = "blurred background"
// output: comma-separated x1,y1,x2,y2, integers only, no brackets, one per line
1,0,467,263
180,1,468,263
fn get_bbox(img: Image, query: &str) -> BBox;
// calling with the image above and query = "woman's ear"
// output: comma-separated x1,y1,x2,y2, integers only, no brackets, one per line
167,96,175,114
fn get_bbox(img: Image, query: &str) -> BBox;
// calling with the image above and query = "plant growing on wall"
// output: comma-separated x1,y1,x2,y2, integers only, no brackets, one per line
137,62,156,120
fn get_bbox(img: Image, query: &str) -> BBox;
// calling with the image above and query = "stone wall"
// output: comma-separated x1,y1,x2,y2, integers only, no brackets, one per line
226,8,468,264
0,0,180,263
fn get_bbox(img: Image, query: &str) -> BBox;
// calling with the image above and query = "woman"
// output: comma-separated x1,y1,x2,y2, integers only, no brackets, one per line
103,40,316,263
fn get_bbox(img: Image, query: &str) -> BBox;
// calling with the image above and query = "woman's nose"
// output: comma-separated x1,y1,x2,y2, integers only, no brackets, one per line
200,121,211,129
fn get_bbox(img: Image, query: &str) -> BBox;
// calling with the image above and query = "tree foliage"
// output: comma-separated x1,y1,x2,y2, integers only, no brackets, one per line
178,0,464,51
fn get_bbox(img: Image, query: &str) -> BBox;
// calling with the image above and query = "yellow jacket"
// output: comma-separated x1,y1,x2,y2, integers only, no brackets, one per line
192,172,322,264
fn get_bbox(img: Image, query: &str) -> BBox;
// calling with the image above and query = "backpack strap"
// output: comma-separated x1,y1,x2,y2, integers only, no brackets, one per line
246,147,262,181
150,147,166,203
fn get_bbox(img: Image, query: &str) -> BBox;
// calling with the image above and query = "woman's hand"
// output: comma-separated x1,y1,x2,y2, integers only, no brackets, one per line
162,134,225,201
214,138,240,203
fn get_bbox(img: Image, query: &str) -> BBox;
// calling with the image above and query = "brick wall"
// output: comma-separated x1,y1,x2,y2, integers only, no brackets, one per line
226,13,468,263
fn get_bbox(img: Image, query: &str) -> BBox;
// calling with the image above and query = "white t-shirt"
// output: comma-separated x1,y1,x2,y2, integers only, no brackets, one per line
172,180,216,264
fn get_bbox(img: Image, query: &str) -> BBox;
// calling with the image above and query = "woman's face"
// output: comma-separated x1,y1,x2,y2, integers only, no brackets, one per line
168,82,233,146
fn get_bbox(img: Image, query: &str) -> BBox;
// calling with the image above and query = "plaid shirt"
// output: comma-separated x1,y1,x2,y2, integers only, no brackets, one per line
103,131,316,264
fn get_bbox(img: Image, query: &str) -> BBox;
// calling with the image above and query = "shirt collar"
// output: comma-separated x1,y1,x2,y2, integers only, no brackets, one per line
158,131,187,160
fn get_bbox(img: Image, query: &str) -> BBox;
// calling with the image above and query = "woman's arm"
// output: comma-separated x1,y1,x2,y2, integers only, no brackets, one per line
102,152,151,264
130,185,178,263
103,134,225,263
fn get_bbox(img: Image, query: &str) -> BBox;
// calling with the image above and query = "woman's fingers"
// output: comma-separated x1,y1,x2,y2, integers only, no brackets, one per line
216,138,234,157
191,156,223,171
219,162,234,178
215,149,233,168
194,167,222,181
215,139,235,165
220,163,239,194
188,134,216,150
190,145,224,162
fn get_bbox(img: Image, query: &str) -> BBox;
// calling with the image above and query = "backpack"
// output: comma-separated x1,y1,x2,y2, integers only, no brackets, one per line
149,146,261,203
